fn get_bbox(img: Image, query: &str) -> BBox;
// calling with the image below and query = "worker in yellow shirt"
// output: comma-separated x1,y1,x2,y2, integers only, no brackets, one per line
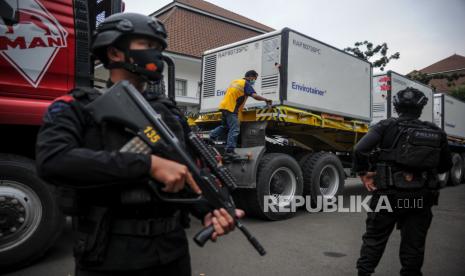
210,70,272,159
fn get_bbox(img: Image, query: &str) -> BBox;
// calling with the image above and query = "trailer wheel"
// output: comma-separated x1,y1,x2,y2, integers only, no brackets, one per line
461,153,465,183
301,152,344,204
0,154,63,270
448,153,463,186
296,152,313,167
437,172,449,188
239,153,303,220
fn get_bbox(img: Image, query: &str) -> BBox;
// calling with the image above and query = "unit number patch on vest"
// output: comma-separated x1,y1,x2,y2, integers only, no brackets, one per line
144,126,161,144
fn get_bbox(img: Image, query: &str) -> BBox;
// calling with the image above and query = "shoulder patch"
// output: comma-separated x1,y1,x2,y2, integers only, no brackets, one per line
44,99,73,123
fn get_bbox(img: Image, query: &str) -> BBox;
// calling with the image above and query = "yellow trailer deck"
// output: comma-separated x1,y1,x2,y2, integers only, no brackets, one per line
190,105,369,152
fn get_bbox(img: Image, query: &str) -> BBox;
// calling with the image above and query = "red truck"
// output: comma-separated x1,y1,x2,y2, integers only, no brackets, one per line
0,0,122,269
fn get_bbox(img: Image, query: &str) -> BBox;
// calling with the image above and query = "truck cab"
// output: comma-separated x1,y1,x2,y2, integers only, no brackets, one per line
0,0,122,270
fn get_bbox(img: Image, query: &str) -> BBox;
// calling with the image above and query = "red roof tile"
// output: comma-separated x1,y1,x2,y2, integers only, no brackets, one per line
420,54,465,74
174,0,274,32
156,5,269,57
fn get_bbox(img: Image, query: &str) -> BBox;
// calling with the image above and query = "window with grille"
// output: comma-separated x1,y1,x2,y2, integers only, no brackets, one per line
175,79,187,97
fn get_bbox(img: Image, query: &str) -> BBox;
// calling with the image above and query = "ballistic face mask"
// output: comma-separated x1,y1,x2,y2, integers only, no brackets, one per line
107,46,165,82
92,13,168,81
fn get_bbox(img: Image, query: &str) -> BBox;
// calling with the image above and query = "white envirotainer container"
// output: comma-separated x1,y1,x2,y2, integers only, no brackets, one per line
200,28,372,121
372,71,434,124
434,93,465,139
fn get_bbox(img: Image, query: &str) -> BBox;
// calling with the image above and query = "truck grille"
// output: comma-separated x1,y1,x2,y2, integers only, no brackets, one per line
203,55,217,98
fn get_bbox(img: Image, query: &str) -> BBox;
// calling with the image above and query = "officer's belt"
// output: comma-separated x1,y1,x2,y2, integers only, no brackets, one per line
111,213,182,236
375,162,439,190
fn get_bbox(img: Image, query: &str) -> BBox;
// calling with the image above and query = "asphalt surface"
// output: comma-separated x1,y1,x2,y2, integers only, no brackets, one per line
5,179,465,276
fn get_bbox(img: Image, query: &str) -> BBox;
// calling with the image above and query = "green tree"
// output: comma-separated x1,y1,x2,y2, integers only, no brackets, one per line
344,41,400,71
450,85,465,101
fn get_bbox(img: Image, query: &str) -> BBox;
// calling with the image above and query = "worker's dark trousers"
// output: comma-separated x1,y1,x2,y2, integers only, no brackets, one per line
357,196,433,276
210,110,239,152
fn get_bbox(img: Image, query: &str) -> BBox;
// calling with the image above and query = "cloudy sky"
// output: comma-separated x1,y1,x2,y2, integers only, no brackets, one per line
124,0,465,74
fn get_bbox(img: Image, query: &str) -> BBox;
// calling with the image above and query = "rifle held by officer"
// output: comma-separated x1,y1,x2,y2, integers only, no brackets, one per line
85,80,266,256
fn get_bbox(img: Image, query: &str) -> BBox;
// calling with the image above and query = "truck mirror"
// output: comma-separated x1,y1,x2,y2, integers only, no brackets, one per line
0,0,19,26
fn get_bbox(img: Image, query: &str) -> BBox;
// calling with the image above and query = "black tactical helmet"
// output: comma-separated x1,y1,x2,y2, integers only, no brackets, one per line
393,87,428,111
92,12,167,66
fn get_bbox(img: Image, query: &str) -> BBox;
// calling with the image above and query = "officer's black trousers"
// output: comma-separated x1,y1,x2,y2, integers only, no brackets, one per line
75,253,191,276
357,198,433,276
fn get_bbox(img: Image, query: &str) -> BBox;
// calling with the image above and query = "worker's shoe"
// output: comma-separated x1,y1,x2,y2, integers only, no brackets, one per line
223,149,241,161
204,137,216,146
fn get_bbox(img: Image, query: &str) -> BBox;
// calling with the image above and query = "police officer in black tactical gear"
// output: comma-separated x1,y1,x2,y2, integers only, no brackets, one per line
353,87,452,276
36,12,243,276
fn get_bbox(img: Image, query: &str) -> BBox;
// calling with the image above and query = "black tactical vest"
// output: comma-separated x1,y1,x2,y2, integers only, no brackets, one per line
374,118,444,190
378,119,443,170
57,87,192,216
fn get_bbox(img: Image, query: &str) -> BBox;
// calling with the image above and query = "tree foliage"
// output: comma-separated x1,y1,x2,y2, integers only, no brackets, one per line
344,41,400,71
450,85,465,101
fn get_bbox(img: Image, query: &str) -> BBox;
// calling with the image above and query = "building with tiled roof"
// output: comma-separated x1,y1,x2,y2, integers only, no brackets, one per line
152,0,274,112
95,0,273,112
156,5,271,58
155,0,273,58
416,54,465,93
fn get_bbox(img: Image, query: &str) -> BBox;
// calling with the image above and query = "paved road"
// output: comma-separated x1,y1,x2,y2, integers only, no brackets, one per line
5,179,465,276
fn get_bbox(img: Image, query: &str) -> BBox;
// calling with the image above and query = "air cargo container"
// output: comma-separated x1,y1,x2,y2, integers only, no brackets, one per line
434,93,465,185
372,71,434,124
201,28,372,121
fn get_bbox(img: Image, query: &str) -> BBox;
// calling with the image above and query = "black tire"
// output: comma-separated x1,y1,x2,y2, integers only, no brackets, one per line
301,152,344,204
0,154,64,271
296,152,313,168
236,153,303,221
448,153,463,186
461,153,465,183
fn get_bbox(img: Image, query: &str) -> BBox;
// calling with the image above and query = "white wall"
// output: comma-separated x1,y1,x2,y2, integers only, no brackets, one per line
164,54,202,113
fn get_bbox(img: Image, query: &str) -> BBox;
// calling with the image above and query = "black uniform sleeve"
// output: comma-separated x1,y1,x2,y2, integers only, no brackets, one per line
437,133,453,174
352,122,387,173
36,101,151,187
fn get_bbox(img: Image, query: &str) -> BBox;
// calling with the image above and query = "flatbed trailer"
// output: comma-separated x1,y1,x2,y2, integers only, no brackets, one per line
194,105,368,152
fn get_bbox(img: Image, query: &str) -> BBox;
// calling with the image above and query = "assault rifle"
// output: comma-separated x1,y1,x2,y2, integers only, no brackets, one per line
85,80,266,256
